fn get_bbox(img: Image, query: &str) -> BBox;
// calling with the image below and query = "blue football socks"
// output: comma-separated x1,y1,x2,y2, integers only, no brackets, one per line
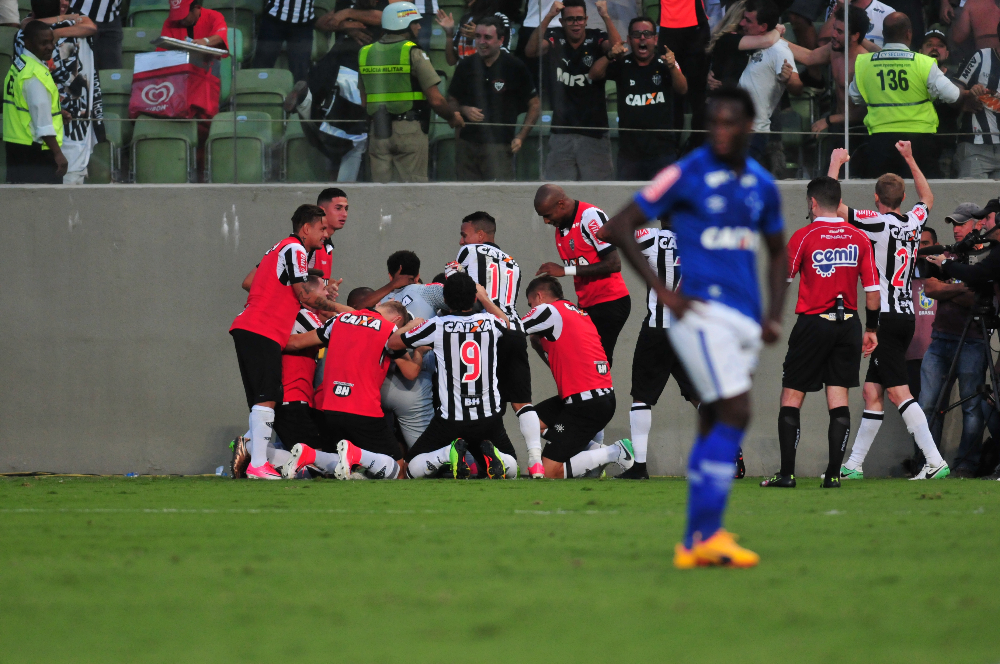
684,423,745,548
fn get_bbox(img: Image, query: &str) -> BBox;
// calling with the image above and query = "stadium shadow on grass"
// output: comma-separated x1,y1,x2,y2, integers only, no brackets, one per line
1,477,998,663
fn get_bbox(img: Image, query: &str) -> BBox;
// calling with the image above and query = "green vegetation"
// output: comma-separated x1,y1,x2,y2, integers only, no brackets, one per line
2,476,997,663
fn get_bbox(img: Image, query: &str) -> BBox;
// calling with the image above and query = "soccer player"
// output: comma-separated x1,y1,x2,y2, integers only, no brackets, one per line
597,87,788,568
534,185,632,366
280,300,417,480
353,250,444,317
388,273,519,480
450,212,543,478
624,221,699,480
229,205,344,479
828,143,952,480
521,276,635,478
760,176,880,489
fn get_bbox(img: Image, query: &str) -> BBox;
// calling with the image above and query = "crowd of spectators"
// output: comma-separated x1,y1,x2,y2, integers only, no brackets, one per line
11,0,1000,182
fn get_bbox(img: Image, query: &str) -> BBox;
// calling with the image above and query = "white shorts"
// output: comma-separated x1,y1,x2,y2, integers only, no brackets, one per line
667,300,762,404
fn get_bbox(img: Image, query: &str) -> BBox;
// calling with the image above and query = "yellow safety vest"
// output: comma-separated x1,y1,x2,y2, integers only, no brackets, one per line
359,40,426,115
854,48,937,134
3,53,63,148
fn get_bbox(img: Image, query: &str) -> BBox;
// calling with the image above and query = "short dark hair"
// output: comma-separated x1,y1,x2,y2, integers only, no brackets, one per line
561,0,586,14
387,250,420,277
883,12,911,44
443,273,479,311
461,211,497,235
477,14,508,45
346,287,374,308
747,0,780,31
923,226,938,243
806,176,842,210
431,272,447,285
291,204,325,233
707,86,756,122
628,15,656,33
317,188,348,205
526,276,563,300
22,20,53,43
30,0,59,19
834,5,869,39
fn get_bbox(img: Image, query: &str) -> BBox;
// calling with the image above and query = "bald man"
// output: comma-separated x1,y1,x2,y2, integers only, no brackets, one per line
534,184,631,367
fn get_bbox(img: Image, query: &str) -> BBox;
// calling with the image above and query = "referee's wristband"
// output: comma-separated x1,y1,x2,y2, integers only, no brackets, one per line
865,307,880,332
564,266,577,276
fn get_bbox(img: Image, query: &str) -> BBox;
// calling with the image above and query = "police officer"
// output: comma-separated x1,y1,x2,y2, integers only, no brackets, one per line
3,21,67,184
849,12,967,178
359,2,464,183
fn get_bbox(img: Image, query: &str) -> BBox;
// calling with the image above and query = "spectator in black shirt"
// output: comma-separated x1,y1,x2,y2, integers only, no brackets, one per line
590,16,688,180
707,0,785,89
525,0,621,180
449,15,541,180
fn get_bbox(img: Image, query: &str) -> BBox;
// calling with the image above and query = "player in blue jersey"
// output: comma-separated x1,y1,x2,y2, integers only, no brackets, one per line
598,86,788,568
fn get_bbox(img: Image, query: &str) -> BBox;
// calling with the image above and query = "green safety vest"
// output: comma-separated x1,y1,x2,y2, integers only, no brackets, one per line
359,40,426,116
3,53,63,148
854,48,937,134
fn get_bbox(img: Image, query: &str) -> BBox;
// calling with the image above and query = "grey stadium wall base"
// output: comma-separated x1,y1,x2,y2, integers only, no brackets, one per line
0,181,993,476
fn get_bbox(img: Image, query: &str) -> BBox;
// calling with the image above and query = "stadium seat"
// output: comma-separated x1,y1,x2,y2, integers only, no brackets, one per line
131,114,199,182
281,122,334,182
122,27,160,70
605,79,617,112
779,108,804,178
0,26,17,80
428,118,455,181
233,68,293,134
429,26,448,51
219,27,245,106
641,0,659,24
439,0,465,9
204,0,262,60
17,0,30,20
87,111,133,183
312,28,334,62
127,0,171,28
428,50,454,83
99,69,134,119
206,111,273,182
515,110,551,181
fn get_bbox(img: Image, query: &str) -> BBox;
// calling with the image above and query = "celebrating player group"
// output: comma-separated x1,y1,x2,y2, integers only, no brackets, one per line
228,85,946,569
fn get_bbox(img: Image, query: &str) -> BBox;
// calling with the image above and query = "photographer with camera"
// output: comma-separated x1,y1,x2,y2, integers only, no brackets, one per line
919,202,998,477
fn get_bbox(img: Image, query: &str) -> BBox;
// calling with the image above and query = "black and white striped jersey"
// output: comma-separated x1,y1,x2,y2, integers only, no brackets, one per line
957,48,1000,145
69,0,121,22
636,226,680,328
265,0,314,24
848,203,928,315
456,242,524,332
401,311,506,421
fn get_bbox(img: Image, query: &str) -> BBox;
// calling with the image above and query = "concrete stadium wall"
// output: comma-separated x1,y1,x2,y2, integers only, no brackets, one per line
0,180,992,476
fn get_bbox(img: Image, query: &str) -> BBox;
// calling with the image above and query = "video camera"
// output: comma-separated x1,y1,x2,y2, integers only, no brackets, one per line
917,197,1000,268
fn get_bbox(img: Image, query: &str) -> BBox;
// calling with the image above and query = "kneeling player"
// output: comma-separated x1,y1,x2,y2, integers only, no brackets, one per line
521,277,634,478
281,300,419,479
389,273,519,479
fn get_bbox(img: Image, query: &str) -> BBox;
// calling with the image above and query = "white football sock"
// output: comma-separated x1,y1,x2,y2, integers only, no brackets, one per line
845,410,883,470
356,448,399,479
313,450,341,474
591,429,605,446
408,444,452,478
248,405,274,467
266,445,292,467
516,405,542,461
629,403,652,463
565,444,618,478
498,450,518,478
900,399,945,466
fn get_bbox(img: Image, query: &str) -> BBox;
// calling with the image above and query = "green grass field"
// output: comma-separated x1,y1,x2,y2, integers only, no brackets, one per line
2,476,998,663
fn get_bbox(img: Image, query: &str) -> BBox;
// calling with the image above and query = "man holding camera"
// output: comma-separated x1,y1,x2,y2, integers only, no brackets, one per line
923,202,1000,477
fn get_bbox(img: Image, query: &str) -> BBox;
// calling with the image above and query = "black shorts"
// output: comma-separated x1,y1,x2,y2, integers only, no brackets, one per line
324,410,404,459
865,314,915,388
583,295,632,366
406,413,516,464
231,329,283,408
535,391,616,462
630,323,697,404
498,329,532,404
273,402,325,451
782,314,862,392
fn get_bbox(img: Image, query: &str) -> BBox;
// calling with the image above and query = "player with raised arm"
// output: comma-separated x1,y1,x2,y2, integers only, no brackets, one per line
229,205,346,480
828,143,951,480
597,87,788,568
623,221,699,480
448,212,544,478
388,273,520,480
521,276,635,478
760,176,880,489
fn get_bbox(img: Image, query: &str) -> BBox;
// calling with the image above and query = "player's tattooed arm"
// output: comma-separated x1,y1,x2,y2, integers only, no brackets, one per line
762,231,789,344
294,276,340,311
387,318,428,351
